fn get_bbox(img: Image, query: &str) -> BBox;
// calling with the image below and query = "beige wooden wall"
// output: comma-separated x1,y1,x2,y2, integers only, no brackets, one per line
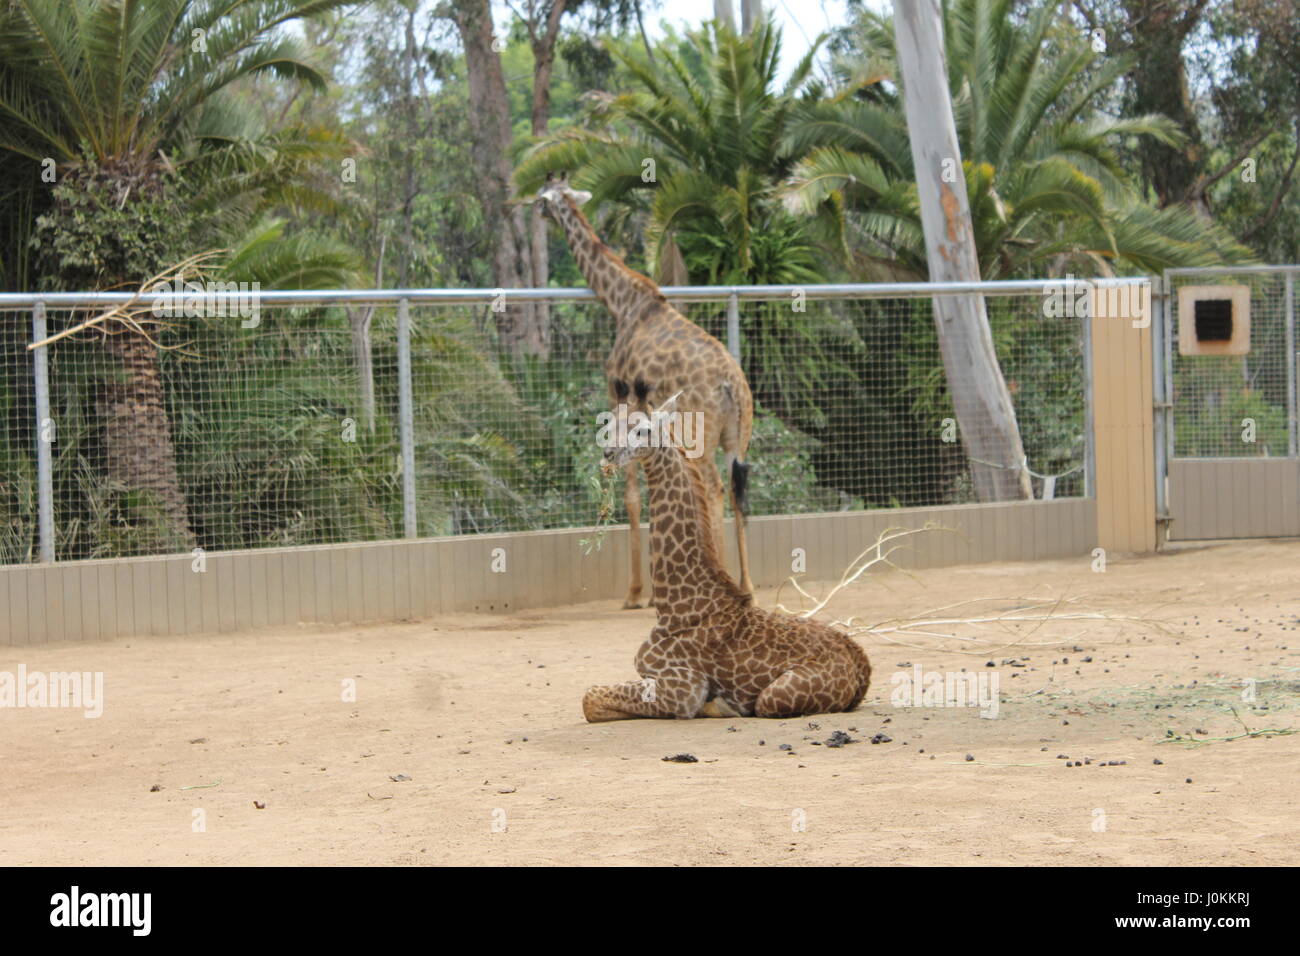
1,498,1095,645
1090,285,1157,553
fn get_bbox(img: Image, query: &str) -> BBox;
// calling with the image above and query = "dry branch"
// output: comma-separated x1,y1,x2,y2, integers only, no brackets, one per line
775,522,951,618
773,523,1174,655
27,249,228,353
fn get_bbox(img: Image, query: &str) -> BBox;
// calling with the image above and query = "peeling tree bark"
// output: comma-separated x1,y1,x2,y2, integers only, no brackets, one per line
348,234,385,435
450,0,540,355
894,0,1032,502
524,0,570,360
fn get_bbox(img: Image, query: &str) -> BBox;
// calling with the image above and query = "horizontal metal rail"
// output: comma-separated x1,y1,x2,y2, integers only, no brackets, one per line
0,276,1152,312
1165,264,1300,278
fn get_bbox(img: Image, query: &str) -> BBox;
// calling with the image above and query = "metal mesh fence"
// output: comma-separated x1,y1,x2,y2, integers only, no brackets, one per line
1168,268,1298,459
1,285,1092,565
0,309,37,563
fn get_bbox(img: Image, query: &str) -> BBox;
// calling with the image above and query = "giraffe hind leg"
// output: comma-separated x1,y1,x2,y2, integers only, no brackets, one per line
754,665,850,719
727,457,753,594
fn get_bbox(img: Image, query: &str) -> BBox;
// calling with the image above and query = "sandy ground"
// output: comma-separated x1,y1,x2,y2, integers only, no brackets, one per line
2,539,1298,867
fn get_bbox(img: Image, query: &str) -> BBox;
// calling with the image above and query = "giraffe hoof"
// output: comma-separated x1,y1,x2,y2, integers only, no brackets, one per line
622,600,642,610
582,696,627,723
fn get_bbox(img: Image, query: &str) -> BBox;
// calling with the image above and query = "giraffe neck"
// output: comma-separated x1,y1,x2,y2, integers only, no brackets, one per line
551,196,664,332
641,443,748,629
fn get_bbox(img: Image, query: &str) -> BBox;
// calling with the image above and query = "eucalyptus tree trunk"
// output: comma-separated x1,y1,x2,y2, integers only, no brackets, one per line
348,237,386,435
524,0,570,360
714,0,735,31
450,0,549,357
893,0,1032,501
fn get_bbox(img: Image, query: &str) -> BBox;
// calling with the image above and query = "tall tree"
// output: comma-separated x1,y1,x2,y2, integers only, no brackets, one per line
788,0,1254,276
1124,0,1212,210
893,0,1031,501
447,0,544,355
522,0,572,355
0,0,354,553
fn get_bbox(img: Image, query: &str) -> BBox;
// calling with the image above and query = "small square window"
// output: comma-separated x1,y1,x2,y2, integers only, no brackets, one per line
1178,285,1250,355
1193,299,1233,342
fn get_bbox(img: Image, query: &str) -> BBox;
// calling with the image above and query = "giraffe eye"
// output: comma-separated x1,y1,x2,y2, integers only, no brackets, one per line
628,419,653,448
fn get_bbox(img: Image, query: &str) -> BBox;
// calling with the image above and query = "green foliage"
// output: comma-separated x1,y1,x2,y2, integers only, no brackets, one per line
3,0,1296,567
791,0,1256,278
744,408,853,515
1174,364,1291,458
31,157,191,291
516,16,828,284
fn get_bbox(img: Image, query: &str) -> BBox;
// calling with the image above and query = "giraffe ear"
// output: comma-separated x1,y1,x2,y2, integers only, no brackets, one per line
570,188,592,207
657,390,683,416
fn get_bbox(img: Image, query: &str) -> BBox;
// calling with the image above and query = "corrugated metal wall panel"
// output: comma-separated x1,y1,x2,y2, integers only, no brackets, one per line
1168,459,1300,540
0,500,1098,645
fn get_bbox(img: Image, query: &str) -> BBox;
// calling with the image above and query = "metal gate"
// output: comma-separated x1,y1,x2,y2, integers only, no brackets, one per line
1156,266,1300,541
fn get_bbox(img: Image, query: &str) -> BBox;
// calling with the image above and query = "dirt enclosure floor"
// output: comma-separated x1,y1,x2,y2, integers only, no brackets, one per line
2,539,1298,867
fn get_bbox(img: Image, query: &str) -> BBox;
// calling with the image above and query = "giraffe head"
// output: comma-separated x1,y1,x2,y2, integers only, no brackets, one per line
536,172,592,221
601,391,682,474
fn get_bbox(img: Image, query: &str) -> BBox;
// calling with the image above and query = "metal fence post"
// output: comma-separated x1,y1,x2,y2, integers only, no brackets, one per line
397,297,417,538
32,301,55,563
1150,278,1169,532
1082,299,1095,500
1286,273,1297,458
726,291,741,362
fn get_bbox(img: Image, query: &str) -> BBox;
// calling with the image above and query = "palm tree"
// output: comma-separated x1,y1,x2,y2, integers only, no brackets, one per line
515,17,854,430
0,0,354,553
515,17,826,286
785,0,1255,278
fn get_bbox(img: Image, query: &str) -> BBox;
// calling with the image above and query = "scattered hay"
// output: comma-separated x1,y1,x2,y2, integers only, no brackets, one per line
1158,708,1297,746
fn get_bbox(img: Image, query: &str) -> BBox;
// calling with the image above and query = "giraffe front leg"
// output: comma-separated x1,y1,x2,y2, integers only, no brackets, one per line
582,671,710,722
623,464,644,609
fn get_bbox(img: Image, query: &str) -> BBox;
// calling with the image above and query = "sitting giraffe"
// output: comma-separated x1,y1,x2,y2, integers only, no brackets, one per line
534,174,753,607
582,397,872,721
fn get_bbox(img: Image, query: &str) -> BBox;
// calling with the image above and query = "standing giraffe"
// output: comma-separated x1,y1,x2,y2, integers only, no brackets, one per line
534,174,753,607
581,396,872,721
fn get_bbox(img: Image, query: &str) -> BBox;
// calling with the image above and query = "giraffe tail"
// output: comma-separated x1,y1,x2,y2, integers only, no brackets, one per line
731,459,751,516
